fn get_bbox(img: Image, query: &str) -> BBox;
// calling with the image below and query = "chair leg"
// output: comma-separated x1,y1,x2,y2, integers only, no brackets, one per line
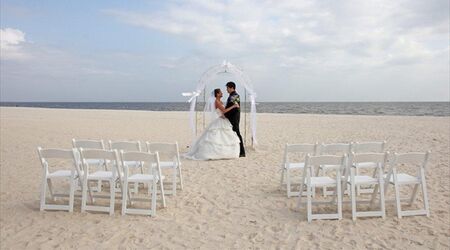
351,182,357,221
172,167,177,195
133,182,139,194
109,180,115,216
97,180,102,193
159,180,166,208
321,169,327,197
178,166,184,190
151,180,157,216
421,181,430,217
87,183,95,203
379,182,386,219
393,183,402,219
307,184,312,223
356,167,361,196
47,179,55,201
286,169,291,197
40,177,47,211
336,181,342,220
122,180,128,215
81,177,88,213
69,177,75,213
370,184,379,208
409,184,419,206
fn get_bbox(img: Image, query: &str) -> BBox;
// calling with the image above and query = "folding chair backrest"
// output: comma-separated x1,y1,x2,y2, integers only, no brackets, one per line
72,139,105,150
303,154,346,182
284,143,318,164
109,141,142,152
38,147,74,160
80,148,118,161
120,151,161,175
319,143,351,155
352,141,386,153
394,152,430,167
146,142,179,162
120,151,157,162
351,152,388,166
387,152,430,179
308,154,346,168
37,147,82,176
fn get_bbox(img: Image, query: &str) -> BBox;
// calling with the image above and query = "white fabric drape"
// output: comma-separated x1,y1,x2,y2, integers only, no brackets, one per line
183,61,257,146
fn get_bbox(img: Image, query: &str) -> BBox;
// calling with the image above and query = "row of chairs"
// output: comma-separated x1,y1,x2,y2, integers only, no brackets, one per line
72,139,183,195
281,141,387,197
38,139,183,216
279,141,431,222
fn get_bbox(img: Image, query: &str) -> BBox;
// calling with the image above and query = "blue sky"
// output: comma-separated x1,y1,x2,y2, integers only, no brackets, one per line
1,0,449,102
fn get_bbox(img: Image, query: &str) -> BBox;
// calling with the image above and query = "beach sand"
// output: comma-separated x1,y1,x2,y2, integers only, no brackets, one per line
1,107,449,249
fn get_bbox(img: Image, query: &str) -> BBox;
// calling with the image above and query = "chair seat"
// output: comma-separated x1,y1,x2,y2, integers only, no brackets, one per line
319,164,340,170
348,175,378,184
310,176,337,186
152,162,176,168
286,163,305,169
48,170,77,178
123,161,141,167
128,174,165,182
386,173,420,184
86,159,107,165
87,171,118,180
354,162,377,168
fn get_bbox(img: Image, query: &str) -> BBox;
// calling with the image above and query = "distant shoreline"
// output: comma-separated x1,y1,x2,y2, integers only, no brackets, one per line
1,102,449,117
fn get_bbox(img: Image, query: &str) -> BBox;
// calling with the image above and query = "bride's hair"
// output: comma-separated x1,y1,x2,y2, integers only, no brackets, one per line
213,88,221,97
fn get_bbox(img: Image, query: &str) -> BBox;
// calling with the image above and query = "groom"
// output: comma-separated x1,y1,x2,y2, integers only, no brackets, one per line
224,82,246,157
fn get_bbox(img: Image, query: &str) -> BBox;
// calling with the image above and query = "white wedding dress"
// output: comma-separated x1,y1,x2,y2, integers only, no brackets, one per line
184,109,240,160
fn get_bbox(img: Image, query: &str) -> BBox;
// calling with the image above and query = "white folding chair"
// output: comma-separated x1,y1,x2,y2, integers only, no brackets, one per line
146,142,183,195
316,143,351,196
109,140,143,193
72,139,107,192
80,148,123,215
280,143,318,197
297,154,346,222
384,152,431,218
37,147,83,212
351,141,386,195
345,152,388,221
121,151,166,216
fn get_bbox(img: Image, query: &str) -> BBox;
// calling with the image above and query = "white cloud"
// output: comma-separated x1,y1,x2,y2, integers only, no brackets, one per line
0,28,30,60
105,0,448,70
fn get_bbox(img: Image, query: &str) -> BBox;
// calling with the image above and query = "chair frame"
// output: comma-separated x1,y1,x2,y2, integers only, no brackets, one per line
384,152,431,218
279,143,318,197
298,154,346,223
72,139,107,192
146,142,183,195
109,140,144,193
37,147,83,212
346,152,388,221
79,148,123,215
120,151,166,216
351,141,386,195
316,143,352,197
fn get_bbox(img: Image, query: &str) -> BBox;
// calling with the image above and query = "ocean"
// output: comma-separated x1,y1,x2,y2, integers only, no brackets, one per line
1,102,449,117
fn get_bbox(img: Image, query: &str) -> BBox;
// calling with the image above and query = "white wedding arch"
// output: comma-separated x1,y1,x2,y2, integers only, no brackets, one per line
182,61,257,147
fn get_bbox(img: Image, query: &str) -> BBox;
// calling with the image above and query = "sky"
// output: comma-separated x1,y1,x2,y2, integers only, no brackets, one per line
0,0,449,102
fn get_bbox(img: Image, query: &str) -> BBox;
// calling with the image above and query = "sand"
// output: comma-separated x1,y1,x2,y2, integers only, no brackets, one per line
0,107,449,249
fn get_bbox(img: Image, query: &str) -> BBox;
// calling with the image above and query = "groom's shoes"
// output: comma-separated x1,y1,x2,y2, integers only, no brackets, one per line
239,154,246,157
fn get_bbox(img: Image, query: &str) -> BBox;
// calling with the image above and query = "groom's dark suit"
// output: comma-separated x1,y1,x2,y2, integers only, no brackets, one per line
224,90,246,156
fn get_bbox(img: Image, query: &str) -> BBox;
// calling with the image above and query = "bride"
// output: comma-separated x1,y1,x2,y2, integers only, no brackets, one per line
184,88,240,160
